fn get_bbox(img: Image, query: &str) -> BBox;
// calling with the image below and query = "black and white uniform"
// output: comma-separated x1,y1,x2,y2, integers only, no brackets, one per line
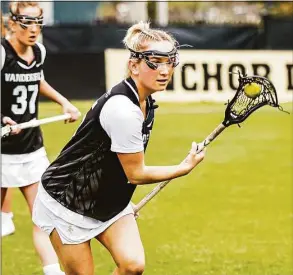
33,77,157,244
1,38,49,187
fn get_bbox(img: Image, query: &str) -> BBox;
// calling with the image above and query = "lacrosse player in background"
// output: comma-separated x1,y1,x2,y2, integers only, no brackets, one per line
33,21,206,275
1,2,80,274
1,8,16,238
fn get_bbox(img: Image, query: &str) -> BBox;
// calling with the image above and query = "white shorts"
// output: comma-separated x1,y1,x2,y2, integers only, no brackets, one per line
1,147,50,188
33,185,134,244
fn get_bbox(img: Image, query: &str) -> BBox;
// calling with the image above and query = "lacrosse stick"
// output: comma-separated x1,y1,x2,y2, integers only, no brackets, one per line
134,72,287,213
1,113,78,138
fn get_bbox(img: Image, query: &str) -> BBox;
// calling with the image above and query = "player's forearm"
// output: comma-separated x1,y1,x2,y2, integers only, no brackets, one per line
129,165,185,185
39,80,69,106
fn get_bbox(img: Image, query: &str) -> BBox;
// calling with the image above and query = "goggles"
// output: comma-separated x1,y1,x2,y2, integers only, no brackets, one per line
10,12,45,29
129,47,179,70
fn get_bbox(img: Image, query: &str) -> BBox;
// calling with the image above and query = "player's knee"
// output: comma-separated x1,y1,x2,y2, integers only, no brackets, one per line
120,257,145,274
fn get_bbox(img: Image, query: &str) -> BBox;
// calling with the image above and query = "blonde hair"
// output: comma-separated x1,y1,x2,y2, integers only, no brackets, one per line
9,1,43,17
123,21,178,76
123,21,177,52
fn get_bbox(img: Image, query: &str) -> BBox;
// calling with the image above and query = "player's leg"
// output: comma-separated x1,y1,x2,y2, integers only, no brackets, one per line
16,152,64,273
96,214,145,275
1,193,15,237
20,182,64,273
49,229,95,275
33,190,95,275
2,188,13,214
1,177,15,237
1,188,7,207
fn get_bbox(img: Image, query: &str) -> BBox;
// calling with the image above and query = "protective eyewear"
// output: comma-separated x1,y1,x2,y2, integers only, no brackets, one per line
11,13,45,29
129,47,179,70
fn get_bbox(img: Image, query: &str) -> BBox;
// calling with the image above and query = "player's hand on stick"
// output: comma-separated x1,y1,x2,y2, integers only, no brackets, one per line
2,116,21,135
62,101,81,123
178,142,206,176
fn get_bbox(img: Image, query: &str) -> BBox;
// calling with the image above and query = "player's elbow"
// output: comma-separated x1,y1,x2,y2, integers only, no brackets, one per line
119,156,148,184
128,176,145,185
126,169,147,185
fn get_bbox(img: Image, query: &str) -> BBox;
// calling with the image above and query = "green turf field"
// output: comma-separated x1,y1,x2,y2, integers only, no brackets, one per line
2,101,292,275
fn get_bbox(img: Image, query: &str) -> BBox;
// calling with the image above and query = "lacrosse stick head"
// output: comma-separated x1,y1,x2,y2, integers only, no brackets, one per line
223,72,283,127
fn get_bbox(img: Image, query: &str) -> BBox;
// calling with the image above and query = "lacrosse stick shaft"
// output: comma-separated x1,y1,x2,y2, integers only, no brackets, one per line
1,113,76,137
11,113,72,130
134,123,226,213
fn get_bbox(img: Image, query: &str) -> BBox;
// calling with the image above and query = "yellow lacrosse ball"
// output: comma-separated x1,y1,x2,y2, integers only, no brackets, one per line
244,83,261,99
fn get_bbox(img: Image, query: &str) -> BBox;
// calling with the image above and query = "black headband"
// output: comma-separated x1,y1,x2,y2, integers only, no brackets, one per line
129,47,178,59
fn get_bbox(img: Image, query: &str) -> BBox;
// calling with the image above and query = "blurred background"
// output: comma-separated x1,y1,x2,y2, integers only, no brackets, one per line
1,1,292,275
1,1,293,101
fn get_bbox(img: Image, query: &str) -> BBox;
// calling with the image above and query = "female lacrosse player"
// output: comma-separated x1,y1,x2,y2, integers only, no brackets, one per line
0,9,16,237
33,21,205,275
1,2,80,274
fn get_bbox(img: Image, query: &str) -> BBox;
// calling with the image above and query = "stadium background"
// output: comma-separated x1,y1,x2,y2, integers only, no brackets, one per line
1,1,292,275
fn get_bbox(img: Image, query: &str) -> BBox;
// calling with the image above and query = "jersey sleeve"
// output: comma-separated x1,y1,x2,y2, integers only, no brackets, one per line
36,42,46,80
100,95,144,153
1,45,6,70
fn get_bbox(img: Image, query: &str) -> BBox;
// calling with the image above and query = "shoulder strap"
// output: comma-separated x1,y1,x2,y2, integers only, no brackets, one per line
35,42,46,64
1,38,7,70
33,42,45,64
1,44,5,70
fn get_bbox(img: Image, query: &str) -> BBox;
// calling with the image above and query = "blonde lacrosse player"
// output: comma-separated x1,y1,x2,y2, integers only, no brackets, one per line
33,21,205,275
